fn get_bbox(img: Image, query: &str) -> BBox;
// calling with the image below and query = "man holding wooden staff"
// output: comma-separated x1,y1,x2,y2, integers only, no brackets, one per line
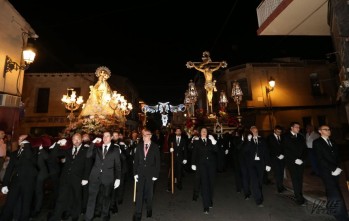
133,129,160,221
167,127,188,192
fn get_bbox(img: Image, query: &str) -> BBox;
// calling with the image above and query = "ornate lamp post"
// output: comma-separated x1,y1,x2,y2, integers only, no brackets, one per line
106,91,133,134
266,76,276,130
231,81,243,125
61,88,84,125
185,80,198,118
219,90,228,112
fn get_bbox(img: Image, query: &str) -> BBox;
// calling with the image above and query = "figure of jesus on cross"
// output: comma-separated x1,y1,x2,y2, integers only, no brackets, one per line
186,51,227,115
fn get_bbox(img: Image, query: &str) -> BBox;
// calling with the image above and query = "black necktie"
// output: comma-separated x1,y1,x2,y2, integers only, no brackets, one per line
103,145,107,158
277,136,281,143
203,139,206,145
254,138,258,144
326,139,332,147
73,147,78,159
145,144,149,150
17,148,23,157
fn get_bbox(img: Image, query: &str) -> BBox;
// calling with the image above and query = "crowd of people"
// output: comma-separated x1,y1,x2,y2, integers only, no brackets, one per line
0,122,348,221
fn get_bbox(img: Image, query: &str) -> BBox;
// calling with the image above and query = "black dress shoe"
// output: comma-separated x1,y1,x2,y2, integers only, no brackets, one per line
203,208,209,214
111,206,118,214
133,213,141,221
192,194,198,201
146,210,152,218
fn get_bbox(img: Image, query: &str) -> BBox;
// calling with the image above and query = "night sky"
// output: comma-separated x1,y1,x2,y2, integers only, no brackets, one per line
9,0,334,104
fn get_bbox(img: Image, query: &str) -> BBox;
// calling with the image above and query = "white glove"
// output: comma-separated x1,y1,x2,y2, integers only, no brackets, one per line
81,180,88,186
247,134,252,141
61,158,66,163
191,165,196,171
1,186,9,194
119,148,122,154
170,148,174,152
92,138,102,143
152,177,157,181
39,145,43,150
114,179,120,189
295,159,303,165
208,135,217,145
193,137,199,141
49,142,56,149
266,166,271,172
57,139,67,146
225,149,229,155
331,167,342,176
134,175,138,182
183,159,187,164
119,142,125,145
277,154,284,160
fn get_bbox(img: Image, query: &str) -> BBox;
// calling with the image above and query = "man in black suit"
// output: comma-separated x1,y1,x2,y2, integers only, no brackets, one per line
313,125,349,221
191,127,218,214
48,133,92,221
168,127,188,191
283,122,307,205
0,135,38,221
133,129,160,221
266,125,287,193
245,126,271,207
85,131,121,221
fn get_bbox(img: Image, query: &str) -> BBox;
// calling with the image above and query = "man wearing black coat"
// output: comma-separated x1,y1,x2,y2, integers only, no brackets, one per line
0,135,38,221
244,126,271,207
85,131,121,221
133,129,160,221
313,125,349,221
266,125,287,193
168,127,188,191
48,133,92,221
191,127,218,214
283,122,307,205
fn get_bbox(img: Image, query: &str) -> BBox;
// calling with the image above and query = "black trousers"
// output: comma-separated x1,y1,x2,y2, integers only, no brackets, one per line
49,178,83,221
321,173,349,221
85,181,113,220
135,174,154,217
248,161,264,204
271,157,285,191
233,152,242,192
168,156,183,188
0,177,36,221
287,163,305,203
199,160,216,209
33,176,48,213
239,158,250,197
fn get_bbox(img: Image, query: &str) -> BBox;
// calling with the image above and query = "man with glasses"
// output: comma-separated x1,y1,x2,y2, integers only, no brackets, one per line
313,125,349,221
133,129,160,221
283,122,307,206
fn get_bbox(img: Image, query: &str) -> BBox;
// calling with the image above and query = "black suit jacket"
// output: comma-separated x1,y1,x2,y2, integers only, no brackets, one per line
266,134,284,159
170,135,188,160
133,142,160,178
3,143,38,187
52,143,92,181
87,143,121,185
36,148,49,180
313,137,340,175
244,136,270,166
191,137,218,166
283,132,307,165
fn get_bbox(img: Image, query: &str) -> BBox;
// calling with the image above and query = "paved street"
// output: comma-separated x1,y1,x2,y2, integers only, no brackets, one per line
6,163,336,221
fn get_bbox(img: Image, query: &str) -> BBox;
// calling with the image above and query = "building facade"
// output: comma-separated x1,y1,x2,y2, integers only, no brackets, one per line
216,58,346,141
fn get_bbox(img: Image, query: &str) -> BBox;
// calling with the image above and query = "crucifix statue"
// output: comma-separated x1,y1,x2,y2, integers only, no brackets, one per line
186,51,227,115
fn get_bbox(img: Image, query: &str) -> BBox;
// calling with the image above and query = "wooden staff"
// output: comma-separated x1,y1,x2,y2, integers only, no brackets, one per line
133,179,137,203
171,142,174,194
